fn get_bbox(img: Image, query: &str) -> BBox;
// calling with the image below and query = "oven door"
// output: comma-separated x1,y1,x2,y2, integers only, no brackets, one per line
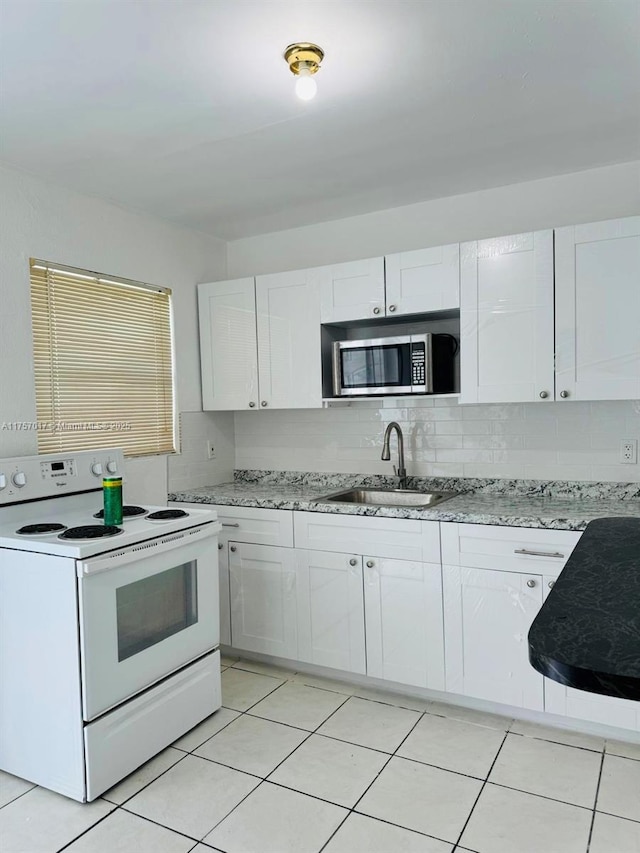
77,523,220,721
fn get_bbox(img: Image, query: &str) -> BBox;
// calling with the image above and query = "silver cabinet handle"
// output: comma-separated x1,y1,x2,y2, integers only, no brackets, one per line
222,523,240,528
560,390,569,399
218,542,223,550
388,304,396,312
514,549,564,558
230,545,237,553
539,391,549,399
526,579,537,588
366,560,375,568
349,558,358,566
261,401,268,407
548,580,555,589
372,306,381,315
249,401,256,408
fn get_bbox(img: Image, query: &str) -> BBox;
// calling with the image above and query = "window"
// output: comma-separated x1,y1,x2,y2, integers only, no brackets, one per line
30,259,175,456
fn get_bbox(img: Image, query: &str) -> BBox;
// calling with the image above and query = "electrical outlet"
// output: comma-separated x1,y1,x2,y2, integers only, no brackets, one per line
620,439,638,464
206,440,216,460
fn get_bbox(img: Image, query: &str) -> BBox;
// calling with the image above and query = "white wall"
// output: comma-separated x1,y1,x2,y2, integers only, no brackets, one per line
230,163,640,483
227,162,640,275
0,165,234,499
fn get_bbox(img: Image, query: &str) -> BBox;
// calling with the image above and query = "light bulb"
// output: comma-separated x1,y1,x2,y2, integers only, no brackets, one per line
295,68,317,101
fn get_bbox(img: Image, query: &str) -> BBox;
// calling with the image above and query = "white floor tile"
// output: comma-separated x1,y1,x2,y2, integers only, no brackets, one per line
509,719,605,752
249,681,348,730
351,685,433,713
194,714,308,776
590,811,640,853
231,659,295,679
323,812,453,853
317,696,421,753
356,756,482,842
291,671,357,695
125,754,258,840
102,748,185,806
269,733,388,807
0,786,114,853
63,808,194,853
597,754,640,821
489,732,601,807
221,668,284,712
427,701,512,731
203,781,348,853
220,655,240,667
606,738,640,761
398,713,505,779
460,784,592,853
0,771,36,808
172,707,240,752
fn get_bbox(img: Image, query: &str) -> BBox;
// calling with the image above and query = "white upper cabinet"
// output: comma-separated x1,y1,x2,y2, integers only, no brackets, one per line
555,216,640,401
198,278,259,411
318,257,385,323
198,271,322,411
385,244,460,316
460,231,555,404
255,270,322,409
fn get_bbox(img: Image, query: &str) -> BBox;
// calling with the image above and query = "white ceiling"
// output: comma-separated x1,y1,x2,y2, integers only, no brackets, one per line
1,0,638,240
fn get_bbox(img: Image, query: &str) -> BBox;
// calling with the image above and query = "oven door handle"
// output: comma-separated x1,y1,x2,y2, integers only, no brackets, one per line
77,522,221,576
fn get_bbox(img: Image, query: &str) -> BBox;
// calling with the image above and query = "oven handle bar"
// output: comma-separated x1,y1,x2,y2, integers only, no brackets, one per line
77,522,221,577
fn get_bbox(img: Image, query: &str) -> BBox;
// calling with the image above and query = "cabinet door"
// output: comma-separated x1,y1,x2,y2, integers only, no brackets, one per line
317,257,385,323
443,565,544,710
364,557,445,690
198,278,259,411
295,550,365,674
385,244,459,316
255,270,322,409
217,542,231,646
541,577,640,731
555,216,640,401
229,543,297,658
460,232,554,404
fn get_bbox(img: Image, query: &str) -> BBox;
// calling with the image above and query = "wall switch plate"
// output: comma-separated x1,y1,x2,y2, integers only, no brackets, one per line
620,439,638,464
207,440,216,459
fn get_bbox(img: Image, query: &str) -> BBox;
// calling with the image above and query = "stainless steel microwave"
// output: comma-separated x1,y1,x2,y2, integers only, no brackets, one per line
332,333,457,397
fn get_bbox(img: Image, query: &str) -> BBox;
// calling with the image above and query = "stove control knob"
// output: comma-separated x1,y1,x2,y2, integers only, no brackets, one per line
12,471,27,488
106,461,117,474
0,473,6,490
91,463,104,477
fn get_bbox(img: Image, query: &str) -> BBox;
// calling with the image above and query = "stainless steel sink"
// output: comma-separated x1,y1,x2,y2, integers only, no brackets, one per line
317,488,458,509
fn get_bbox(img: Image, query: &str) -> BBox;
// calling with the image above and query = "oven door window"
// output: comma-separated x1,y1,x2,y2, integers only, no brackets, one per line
341,345,405,389
116,562,197,662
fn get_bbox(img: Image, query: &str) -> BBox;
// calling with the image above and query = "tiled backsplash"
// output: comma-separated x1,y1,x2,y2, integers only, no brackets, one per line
234,397,640,483
168,411,235,491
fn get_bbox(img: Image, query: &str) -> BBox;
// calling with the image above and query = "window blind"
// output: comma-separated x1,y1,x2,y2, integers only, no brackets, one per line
30,259,175,457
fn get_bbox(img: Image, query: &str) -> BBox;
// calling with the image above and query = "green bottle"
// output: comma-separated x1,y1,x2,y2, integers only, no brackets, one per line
103,476,123,526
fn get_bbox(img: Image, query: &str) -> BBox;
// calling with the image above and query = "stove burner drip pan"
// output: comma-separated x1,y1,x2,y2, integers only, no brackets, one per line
16,523,67,536
59,525,123,540
146,509,189,521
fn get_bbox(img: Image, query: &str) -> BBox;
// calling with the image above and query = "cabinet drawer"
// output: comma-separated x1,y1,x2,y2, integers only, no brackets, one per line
441,522,581,576
171,503,293,547
294,511,440,562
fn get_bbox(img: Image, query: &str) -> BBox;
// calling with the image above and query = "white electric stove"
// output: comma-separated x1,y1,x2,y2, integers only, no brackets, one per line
0,448,222,802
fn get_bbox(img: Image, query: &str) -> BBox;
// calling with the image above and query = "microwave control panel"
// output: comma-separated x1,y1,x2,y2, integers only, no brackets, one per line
411,343,426,385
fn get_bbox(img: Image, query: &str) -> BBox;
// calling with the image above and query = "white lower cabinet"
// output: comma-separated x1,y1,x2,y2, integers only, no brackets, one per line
443,565,544,710
229,543,297,659
365,557,445,691
295,550,366,674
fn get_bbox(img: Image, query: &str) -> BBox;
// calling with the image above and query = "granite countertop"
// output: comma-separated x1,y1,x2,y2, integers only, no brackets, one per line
169,471,640,531
529,517,640,700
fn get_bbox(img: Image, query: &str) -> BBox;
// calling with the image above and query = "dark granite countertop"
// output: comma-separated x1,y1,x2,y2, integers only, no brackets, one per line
169,471,640,532
528,517,640,701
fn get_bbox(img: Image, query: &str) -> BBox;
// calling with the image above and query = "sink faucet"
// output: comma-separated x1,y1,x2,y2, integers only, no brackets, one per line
381,421,408,489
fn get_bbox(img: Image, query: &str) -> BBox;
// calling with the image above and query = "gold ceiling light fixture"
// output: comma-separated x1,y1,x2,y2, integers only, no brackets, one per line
283,42,324,101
